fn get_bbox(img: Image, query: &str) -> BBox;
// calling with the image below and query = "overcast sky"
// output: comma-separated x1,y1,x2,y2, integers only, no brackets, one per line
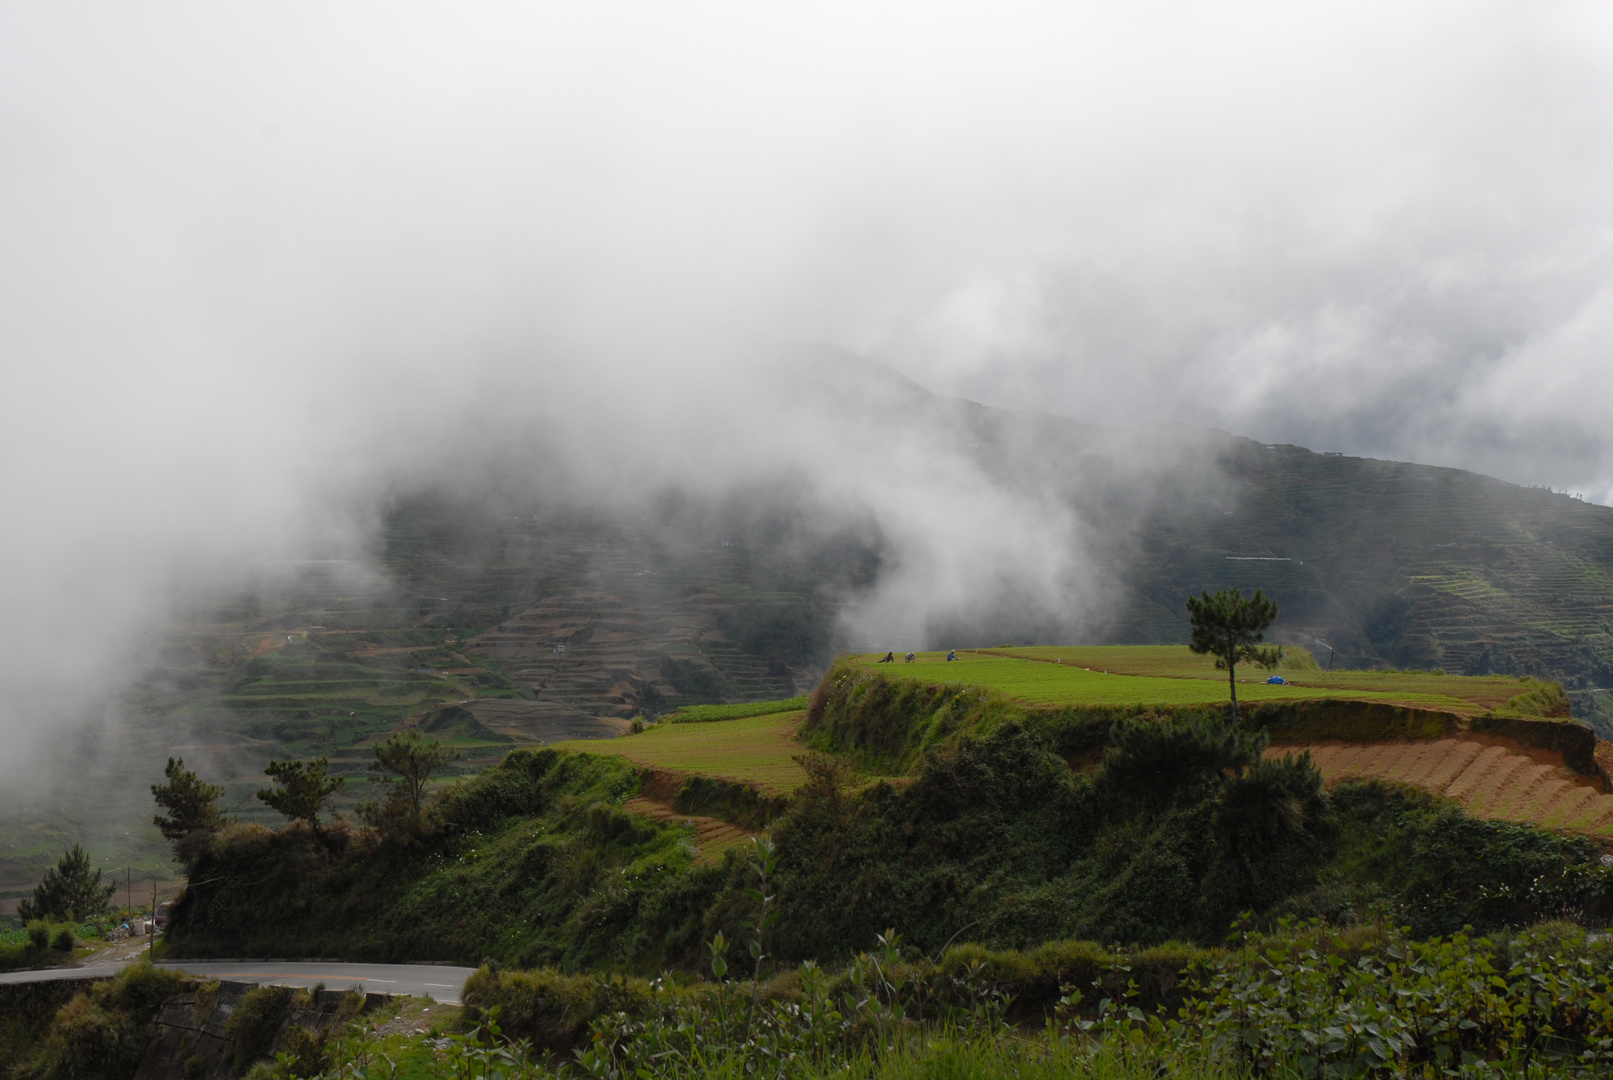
6,3,1611,494
3,2,1612,780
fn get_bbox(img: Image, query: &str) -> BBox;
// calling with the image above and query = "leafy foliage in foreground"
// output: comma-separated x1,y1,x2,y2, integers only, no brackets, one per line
249,922,1613,1079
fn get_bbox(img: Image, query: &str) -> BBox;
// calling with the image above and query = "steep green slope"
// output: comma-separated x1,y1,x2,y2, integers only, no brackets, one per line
166,699,1613,968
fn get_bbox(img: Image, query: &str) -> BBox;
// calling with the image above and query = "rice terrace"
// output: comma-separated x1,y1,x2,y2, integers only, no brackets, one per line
576,646,1613,841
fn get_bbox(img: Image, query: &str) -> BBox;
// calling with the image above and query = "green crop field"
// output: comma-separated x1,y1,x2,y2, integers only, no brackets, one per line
554,711,809,794
852,647,1535,713
662,696,809,723
552,652,1550,808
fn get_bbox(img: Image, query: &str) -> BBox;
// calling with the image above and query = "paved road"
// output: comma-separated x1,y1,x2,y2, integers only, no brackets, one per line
0,960,476,1003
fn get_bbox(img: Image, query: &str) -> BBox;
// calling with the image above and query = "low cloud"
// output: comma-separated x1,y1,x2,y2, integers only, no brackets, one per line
2,2,1611,785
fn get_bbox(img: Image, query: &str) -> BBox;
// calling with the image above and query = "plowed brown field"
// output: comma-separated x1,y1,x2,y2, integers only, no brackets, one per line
1270,739,1613,836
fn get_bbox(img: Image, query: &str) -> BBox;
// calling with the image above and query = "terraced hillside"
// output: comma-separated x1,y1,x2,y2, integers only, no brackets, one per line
1110,439,1613,711
159,508,841,802
1282,739,1613,837
1,500,851,909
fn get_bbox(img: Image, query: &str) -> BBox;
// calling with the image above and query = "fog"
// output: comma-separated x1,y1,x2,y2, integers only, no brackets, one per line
3,3,1613,787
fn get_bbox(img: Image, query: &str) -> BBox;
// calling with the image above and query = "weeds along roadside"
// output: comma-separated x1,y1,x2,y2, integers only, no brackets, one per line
0,912,148,975
60,918,1613,1079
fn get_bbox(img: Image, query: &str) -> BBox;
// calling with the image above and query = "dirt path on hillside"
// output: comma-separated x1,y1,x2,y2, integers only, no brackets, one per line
1270,738,1613,836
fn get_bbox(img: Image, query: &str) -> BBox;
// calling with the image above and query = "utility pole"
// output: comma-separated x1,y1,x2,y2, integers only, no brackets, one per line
150,877,156,959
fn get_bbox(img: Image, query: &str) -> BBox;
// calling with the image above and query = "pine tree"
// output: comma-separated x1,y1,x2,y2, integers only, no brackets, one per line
1187,586,1283,716
152,756,229,870
257,757,344,827
357,730,461,836
18,844,115,922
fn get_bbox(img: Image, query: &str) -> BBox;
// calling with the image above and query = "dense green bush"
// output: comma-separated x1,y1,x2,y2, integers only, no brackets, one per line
1299,780,1613,936
0,920,94,974
800,666,1018,771
168,747,731,970
168,716,1613,972
772,715,1333,957
1153,920,1613,1077
12,962,186,1080
669,774,788,828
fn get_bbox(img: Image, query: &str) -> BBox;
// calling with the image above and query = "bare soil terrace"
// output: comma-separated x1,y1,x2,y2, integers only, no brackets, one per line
1271,738,1613,837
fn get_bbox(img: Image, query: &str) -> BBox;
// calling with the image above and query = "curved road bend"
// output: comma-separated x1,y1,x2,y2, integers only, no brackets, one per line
0,960,476,1004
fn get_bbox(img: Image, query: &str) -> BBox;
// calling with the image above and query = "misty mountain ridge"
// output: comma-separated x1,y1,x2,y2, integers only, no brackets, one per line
791,353,1613,709
5,353,1613,916
97,351,1613,751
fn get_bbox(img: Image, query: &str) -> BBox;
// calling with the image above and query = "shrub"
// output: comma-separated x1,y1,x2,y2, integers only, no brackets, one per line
225,985,293,1073
27,921,48,950
17,962,186,1080
1504,677,1573,718
456,921,1613,1079
463,966,659,1051
51,928,74,951
277,1022,330,1078
772,716,1333,957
